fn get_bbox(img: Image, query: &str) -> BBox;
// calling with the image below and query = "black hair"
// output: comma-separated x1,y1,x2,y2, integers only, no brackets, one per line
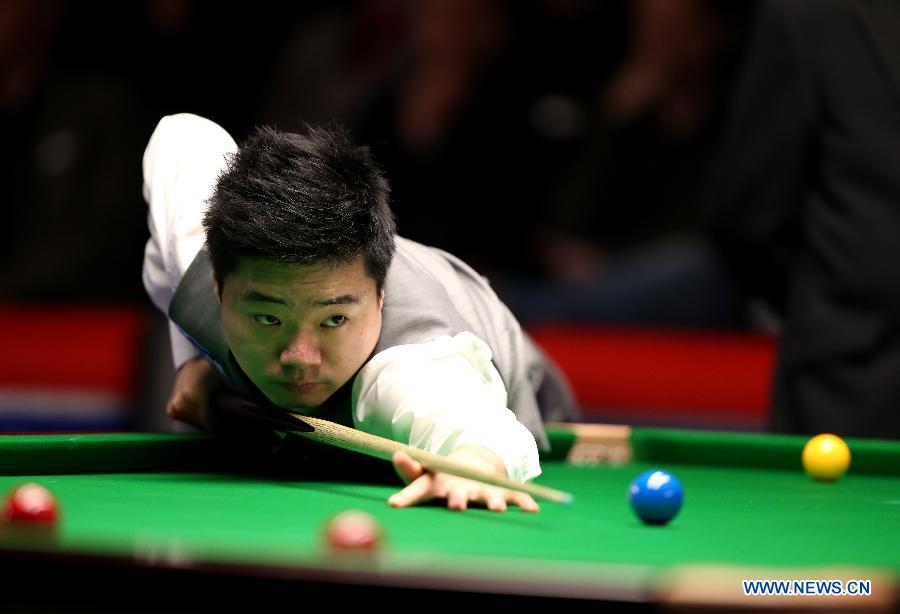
203,124,395,293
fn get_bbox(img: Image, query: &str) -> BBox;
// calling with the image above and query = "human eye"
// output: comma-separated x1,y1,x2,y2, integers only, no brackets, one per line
322,315,348,328
252,314,281,327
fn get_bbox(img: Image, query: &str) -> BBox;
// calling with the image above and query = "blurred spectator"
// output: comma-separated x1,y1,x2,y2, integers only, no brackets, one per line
347,0,542,272
259,1,624,277
136,1,307,138
0,1,306,303
0,0,149,302
706,0,900,438
513,0,626,246
497,0,748,328
258,0,409,131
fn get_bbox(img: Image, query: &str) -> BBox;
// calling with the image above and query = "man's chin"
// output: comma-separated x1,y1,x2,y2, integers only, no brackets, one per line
266,389,332,413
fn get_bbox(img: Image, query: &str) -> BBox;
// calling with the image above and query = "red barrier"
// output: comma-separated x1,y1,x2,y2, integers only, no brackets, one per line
0,305,146,395
528,325,777,420
0,306,775,427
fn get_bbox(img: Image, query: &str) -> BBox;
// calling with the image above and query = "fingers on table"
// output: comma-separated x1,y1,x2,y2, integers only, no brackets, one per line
511,491,540,513
391,450,425,484
484,489,508,512
388,474,434,508
469,485,540,513
387,452,542,513
447,483,473,511
389,479,541,513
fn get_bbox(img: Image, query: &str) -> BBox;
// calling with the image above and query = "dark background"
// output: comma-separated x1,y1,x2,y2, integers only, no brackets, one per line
0,0,754,321
2,0,785,432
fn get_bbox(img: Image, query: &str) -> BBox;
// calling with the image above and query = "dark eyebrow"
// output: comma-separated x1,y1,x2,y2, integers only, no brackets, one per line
312,294,361,307
239,291,361,307
240,291,289,305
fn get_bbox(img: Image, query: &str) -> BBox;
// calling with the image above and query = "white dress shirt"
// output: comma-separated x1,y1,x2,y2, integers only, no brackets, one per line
142,113,541,483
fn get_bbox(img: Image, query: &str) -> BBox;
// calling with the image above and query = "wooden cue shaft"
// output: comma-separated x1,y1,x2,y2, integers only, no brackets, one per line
287,413,575,505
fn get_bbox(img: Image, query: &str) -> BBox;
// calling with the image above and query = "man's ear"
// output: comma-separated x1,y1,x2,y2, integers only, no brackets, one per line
213,279,222,304
378,288,385,310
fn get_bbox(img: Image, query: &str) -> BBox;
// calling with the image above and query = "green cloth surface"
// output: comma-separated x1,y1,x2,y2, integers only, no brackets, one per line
1,431,899,578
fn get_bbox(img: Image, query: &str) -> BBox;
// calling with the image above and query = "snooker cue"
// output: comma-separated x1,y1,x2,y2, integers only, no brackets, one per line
287,413,575,505
213,392,575,504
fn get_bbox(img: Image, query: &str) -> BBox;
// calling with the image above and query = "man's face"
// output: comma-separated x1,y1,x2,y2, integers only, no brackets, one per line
219,257,384,411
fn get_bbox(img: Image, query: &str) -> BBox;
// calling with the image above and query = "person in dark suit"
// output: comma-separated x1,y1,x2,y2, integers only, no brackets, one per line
706,0,900,439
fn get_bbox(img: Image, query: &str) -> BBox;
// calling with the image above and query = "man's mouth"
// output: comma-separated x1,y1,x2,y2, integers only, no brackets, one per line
280,381,323,393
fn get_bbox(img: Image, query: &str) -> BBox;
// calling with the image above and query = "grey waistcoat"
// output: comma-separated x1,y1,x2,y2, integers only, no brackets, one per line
169,237,576,451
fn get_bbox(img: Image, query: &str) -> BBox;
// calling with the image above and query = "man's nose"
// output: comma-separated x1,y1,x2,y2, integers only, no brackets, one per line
280,330,322,368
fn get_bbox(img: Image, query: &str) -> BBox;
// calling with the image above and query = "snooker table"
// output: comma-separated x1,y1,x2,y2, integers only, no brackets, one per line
1,425,899,612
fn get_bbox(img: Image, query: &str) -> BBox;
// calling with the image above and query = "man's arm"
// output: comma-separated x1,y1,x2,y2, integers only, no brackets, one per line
353,332,542,511
141,113,238,368
165,355,225,430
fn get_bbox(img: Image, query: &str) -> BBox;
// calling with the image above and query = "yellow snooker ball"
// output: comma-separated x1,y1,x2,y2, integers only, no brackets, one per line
802,434,851,480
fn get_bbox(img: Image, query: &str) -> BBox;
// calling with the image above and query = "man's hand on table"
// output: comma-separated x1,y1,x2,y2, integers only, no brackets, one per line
165,356,223,430
388,444,540,513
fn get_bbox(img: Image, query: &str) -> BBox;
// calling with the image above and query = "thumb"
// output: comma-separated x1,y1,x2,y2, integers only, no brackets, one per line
392,450,424,484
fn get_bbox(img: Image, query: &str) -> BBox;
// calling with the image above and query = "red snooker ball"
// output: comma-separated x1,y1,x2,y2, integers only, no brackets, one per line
2,483,59,525
324,510,382,551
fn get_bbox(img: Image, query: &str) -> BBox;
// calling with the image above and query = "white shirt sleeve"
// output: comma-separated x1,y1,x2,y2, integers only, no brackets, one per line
351,331,542,483
141,113,239,368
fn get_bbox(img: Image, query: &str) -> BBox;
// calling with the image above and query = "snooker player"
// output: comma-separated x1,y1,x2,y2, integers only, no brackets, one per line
142,114,577,512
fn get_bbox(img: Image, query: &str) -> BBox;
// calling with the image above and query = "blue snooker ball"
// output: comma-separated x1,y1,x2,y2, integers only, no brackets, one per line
628,469,683,525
